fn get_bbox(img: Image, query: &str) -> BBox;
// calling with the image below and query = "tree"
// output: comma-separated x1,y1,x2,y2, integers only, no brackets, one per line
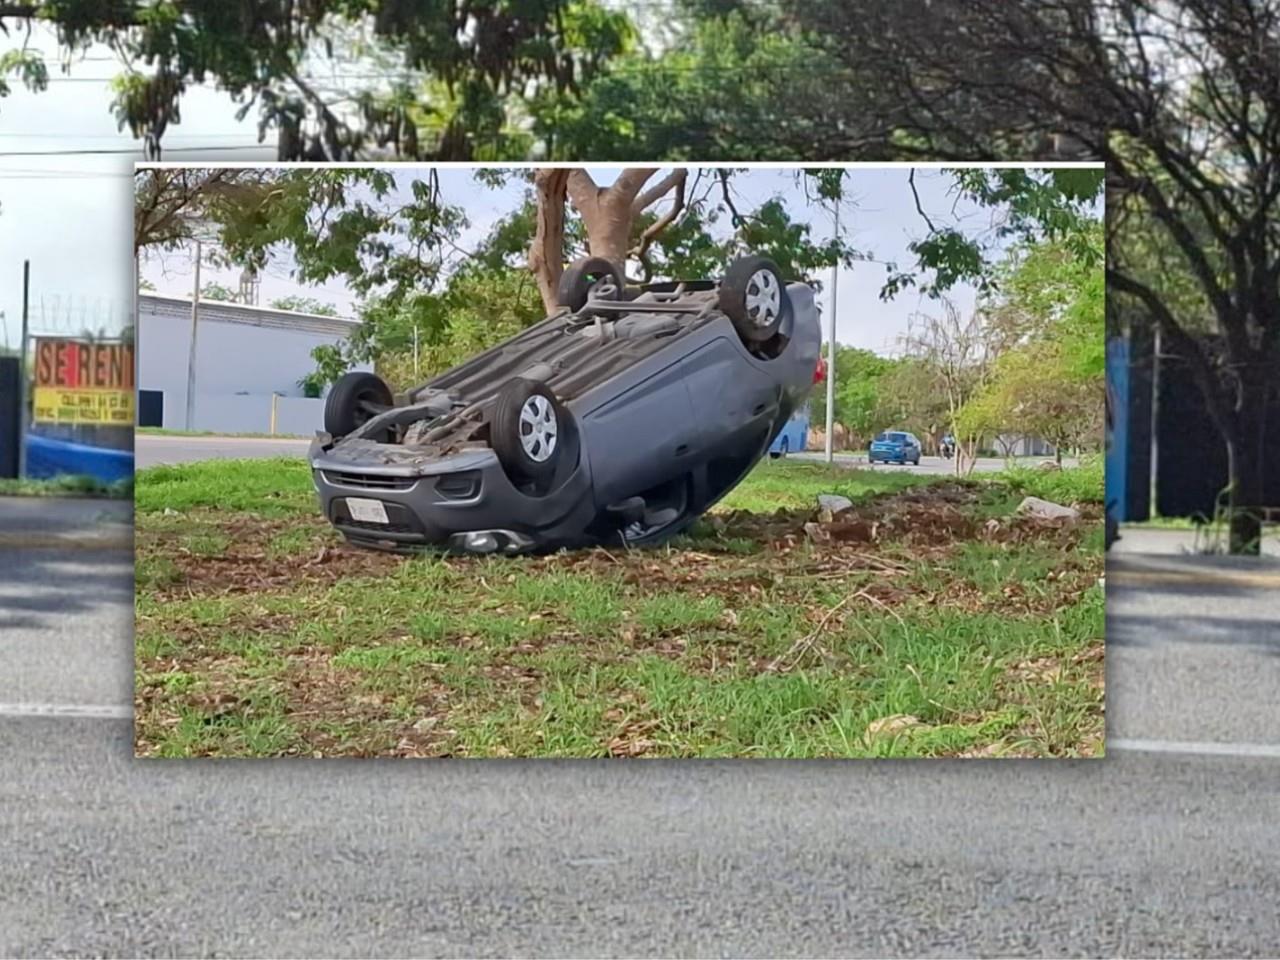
898,301,1000,476
269,296,340,317
1,1,635,161
810,345,897,445
528,166,863,312
134,168,274,252
199,282,236,303
958,342,1101,465
782,0,1278,554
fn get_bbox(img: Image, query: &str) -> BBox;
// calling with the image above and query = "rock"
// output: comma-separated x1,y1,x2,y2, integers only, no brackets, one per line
803,521,831,544
865,714,926,739
162,507,179,516
1038,460,1062,472
1016,496,1080,521
816,494,854,522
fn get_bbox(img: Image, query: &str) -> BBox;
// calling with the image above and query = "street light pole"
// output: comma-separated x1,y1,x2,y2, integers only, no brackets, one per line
824,201,839,465
185,240,202,430
17,260,30,478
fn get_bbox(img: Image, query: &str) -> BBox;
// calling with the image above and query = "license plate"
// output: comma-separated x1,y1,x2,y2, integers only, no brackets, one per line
346,497,389,524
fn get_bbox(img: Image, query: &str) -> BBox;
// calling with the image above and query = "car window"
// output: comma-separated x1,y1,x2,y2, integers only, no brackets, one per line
887,432,907,442
874,432,888,442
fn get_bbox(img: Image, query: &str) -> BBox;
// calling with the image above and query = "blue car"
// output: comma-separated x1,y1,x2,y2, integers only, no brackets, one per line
869,430,921,465
769,401,810,458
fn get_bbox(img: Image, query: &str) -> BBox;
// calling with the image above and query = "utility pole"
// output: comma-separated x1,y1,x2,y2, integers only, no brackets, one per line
185,240,202,430
824,201,839,465
1148,324,1161,519
17,260,30,477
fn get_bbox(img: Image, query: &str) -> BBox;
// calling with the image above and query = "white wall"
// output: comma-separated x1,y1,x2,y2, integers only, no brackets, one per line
137,296,369,434
189,393,325,436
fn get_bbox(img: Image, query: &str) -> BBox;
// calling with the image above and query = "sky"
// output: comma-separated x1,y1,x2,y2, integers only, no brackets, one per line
0,21,1068,357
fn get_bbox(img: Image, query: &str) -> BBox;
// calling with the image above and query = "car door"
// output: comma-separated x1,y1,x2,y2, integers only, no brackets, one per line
578,358,700,508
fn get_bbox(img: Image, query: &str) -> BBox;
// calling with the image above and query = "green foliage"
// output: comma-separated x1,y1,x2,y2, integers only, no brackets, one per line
992,458,1104,507
811,346,898,442
0,48,48,99
199,282,237,303
882,168,1104,301
269,296,340,317
535,10,844,160
955,228,1105,450
6,0,637,161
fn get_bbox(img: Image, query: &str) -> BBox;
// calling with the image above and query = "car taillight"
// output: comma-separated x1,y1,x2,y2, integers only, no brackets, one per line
814,357,827,384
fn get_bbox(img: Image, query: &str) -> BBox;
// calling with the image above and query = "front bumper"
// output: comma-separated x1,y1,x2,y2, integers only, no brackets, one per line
309,436,594,554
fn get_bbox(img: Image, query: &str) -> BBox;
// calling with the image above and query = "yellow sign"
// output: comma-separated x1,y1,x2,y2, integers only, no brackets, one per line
32,338,135,426
33,386,135,425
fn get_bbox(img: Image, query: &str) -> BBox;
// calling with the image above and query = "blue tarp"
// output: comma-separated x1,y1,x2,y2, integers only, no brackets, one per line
25,433,134,484
1105,337,1129,522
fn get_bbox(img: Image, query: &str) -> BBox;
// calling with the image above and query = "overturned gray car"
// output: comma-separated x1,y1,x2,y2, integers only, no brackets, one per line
309,254,823,554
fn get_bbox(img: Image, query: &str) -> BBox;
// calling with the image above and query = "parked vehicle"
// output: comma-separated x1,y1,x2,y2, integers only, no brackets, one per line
309,254,823,554
869,430,922,465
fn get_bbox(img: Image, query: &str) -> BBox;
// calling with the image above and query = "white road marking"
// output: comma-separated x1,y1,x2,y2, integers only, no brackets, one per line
0,703,132,720
1110,738,1280,759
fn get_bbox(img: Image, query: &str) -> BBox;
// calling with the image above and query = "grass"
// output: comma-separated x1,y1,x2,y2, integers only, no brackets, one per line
0,474,132,499
133,457,1105,759
986,455,1104,506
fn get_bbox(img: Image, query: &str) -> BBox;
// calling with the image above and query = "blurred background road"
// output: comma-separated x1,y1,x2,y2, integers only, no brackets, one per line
2,520,1277,957
135,433,1073,477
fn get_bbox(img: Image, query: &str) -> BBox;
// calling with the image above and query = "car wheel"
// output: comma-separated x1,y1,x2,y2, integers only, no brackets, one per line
557,257,624,313
491,378,564,483
324,371,394,439
718,255,790,344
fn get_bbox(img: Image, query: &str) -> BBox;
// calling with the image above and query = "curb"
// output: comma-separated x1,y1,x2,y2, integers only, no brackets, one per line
0,527,133,550
1108,567,1280,588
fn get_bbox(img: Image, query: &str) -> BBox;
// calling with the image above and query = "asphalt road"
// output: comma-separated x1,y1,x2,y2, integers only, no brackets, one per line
135,433,312,467
3,517,1279,955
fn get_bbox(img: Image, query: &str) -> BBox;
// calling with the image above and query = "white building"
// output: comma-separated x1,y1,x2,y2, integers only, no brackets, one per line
136,294,370,435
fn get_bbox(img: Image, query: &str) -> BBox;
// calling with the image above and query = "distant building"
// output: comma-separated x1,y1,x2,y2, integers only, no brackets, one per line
136,294,369,435
993,434,1057,458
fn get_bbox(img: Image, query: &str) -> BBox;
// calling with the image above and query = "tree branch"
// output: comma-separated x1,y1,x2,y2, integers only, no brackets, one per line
632,169,686,215
629,169,687,267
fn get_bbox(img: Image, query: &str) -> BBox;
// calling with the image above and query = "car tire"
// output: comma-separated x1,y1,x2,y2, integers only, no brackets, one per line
491,378,564,483
718,255,790,344
557,257,624,313
324,371,394,439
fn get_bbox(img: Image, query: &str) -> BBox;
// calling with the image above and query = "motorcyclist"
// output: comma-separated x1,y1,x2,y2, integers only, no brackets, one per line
941,432,955,459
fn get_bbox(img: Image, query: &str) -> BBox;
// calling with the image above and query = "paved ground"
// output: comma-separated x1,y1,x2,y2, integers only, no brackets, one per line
0,495,132,549
2,530,1278,955
1115,524,1280,557
136,433,311,467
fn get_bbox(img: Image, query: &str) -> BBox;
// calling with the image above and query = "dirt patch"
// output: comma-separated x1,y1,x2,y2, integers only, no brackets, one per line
143,516,404,597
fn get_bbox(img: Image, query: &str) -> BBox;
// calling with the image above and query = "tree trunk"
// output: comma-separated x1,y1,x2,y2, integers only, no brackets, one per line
529,169,571,313
1227,375,1269,555
528,167,686,315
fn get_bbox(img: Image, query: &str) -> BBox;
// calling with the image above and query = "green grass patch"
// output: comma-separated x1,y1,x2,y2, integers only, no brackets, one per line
0,474,132,498
989,457,1103,506
136,456,315,517
716,459,930,513
134,457,1105,759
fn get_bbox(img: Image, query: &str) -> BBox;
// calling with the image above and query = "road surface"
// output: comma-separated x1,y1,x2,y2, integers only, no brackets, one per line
136,433,311,467
2,525,1278,954
137,434,1067,477
1115,524,1280,558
